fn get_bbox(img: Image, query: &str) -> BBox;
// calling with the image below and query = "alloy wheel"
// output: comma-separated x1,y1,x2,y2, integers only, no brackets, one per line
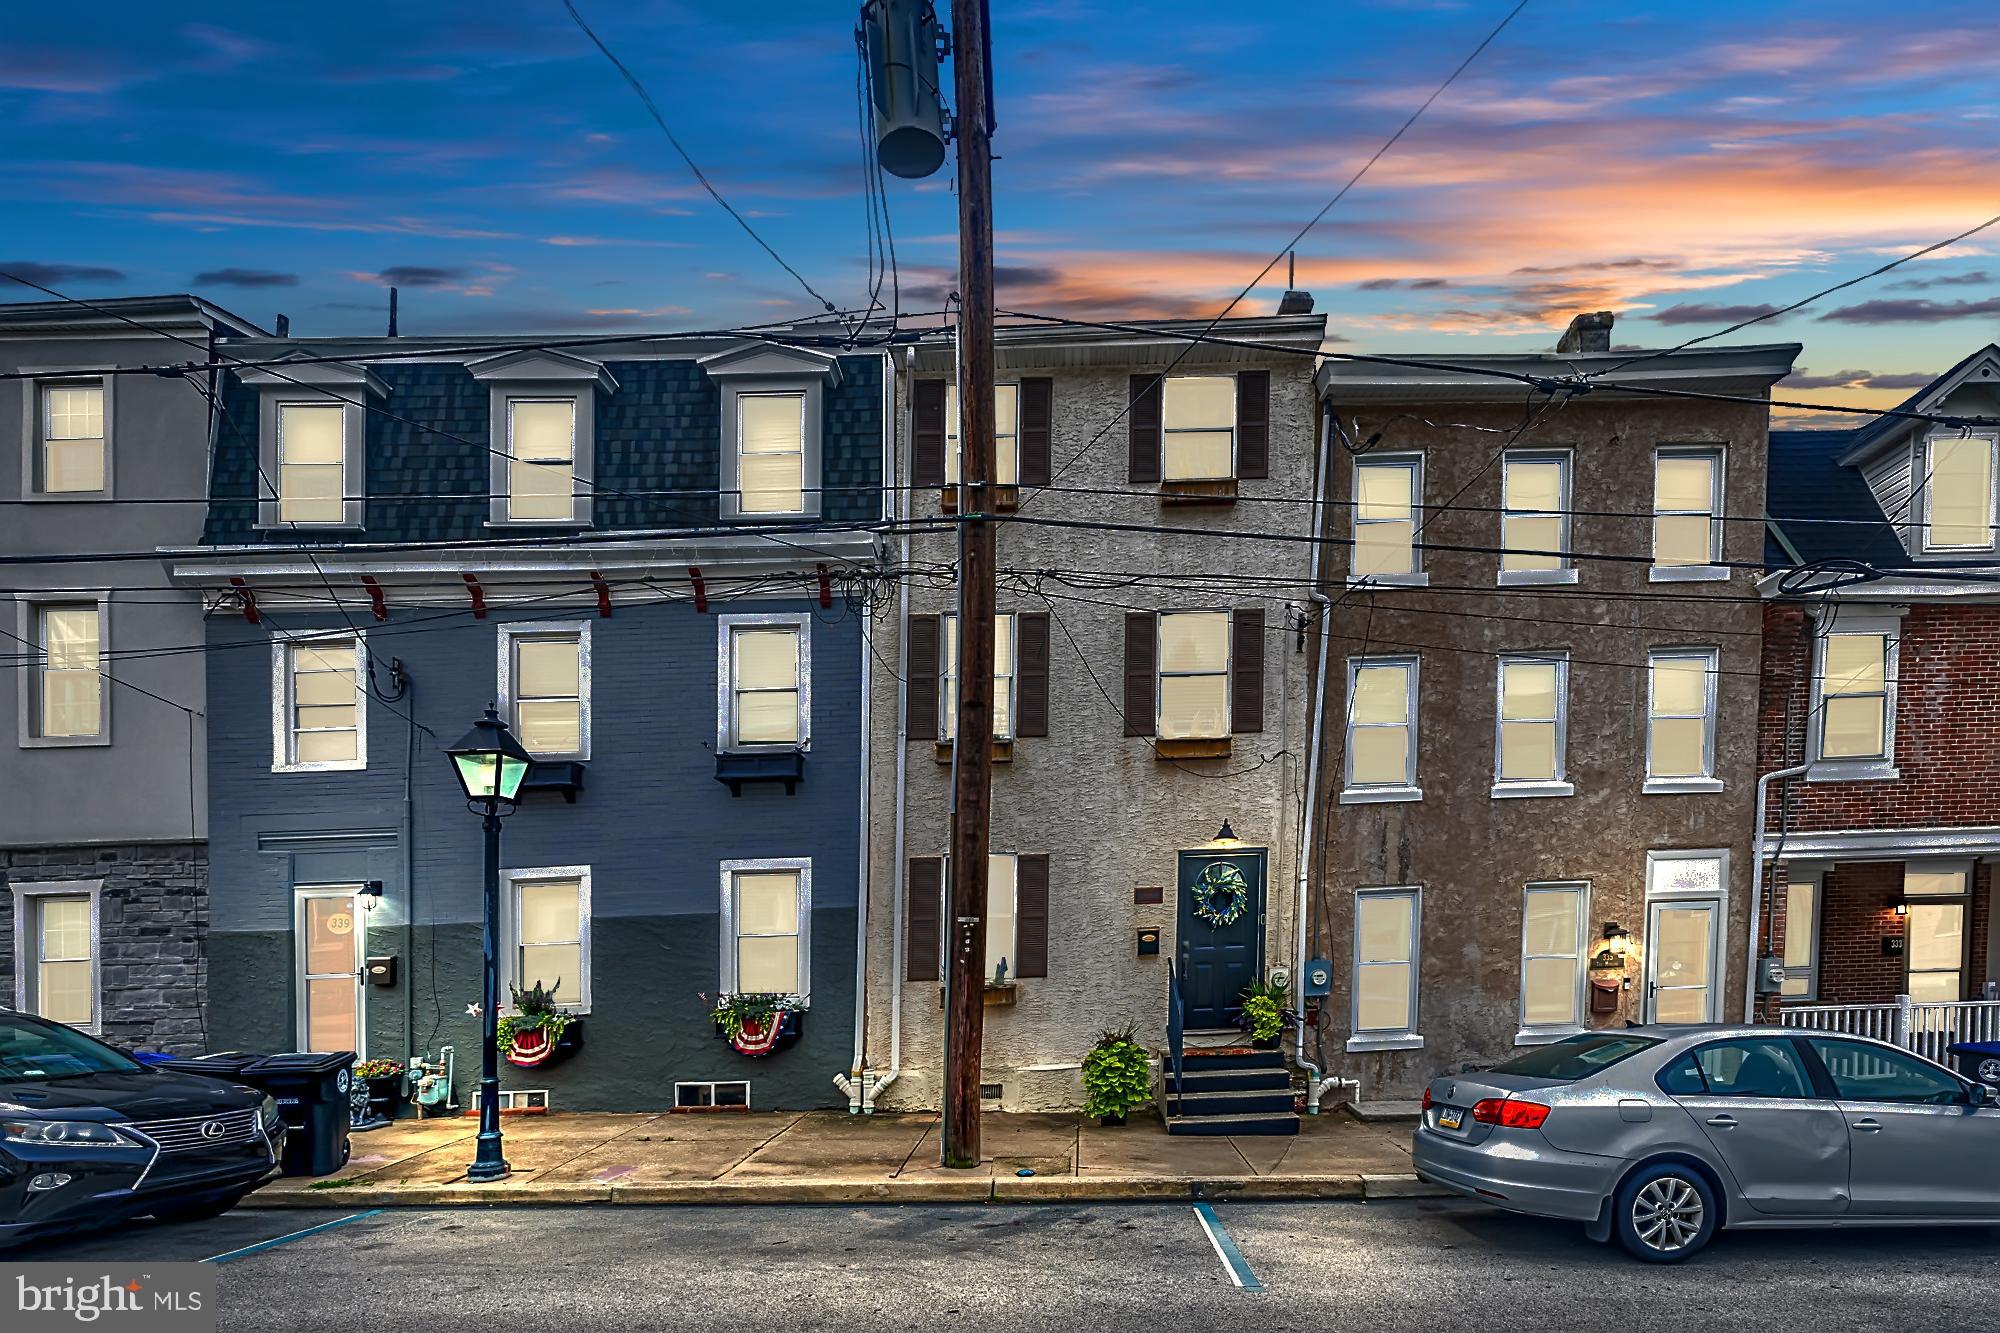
1631,1176,1704,1253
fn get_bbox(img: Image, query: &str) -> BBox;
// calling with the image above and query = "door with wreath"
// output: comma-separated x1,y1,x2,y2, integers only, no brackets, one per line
1175,848,1266,1030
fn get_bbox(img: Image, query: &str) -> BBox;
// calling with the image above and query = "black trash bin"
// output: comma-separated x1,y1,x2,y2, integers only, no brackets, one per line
1948,1041,2000,1091
151,1052,266,1082
245,1052,355,1176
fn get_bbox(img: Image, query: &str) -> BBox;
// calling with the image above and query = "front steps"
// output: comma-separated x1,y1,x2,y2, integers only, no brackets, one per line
1162,1047,1299,1136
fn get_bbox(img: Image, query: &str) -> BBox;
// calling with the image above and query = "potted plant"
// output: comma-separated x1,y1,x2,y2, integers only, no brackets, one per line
1082,1026,1152,1127
497,980,581,1068
353,1058,406,1122
1238,976,1296,1051
709,993,803,1057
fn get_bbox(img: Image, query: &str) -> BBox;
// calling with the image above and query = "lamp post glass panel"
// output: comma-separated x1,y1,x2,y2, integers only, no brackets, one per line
446,708,535,1181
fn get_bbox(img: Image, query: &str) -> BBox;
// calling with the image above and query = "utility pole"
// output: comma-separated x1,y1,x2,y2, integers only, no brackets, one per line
942,0,996,1170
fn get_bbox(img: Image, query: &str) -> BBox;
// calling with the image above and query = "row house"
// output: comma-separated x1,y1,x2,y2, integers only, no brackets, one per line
1313,314,1800,1103
169,333,891,1110
850,310,1328,1116
1761,343,2000,1057
0,296,263,1054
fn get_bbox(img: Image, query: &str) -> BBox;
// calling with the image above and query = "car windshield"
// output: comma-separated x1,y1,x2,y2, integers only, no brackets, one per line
1487,1033,1661,1081
0,1015,142,1082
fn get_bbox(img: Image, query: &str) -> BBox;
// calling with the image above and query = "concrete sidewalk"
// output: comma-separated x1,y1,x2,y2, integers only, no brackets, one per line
248,1109,1434,1207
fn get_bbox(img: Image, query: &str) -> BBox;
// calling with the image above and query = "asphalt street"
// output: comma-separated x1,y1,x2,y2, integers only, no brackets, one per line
12,1199,1997,1332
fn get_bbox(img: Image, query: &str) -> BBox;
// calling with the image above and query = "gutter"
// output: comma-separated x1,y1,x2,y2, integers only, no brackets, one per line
1746,761,1812,1022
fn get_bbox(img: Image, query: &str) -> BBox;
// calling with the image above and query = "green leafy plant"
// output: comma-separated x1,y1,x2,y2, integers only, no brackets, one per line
709,992,802,1040
496,979,574,1050
1241,994,1282,1044
353,1058,404,1081
1081,1025,1152,1121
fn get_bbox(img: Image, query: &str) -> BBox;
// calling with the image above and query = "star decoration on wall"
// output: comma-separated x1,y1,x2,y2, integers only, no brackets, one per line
466,1002,483,1017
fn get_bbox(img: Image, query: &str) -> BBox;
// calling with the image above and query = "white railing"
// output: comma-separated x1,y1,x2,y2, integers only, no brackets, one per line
1780,996,2000,1065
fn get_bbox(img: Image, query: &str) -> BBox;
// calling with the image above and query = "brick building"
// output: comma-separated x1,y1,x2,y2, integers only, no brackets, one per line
1759,344,2000,1044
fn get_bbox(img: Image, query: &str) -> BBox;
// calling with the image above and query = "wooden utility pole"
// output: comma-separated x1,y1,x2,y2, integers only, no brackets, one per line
941,0,996,1170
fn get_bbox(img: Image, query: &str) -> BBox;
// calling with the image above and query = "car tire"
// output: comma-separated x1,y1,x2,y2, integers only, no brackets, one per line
1613,1163,1717,1263
149,1191,249,1226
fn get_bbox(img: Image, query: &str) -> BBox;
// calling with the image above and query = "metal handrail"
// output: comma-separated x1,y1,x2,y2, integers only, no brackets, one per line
1167,958,1185,1119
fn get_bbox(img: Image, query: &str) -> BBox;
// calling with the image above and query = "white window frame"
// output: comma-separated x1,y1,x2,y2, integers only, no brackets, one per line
10,879,104,1034
1348,885,1423,1052
945,381,1021,488
718,857,813,1002
497,621,592,761
1649,445,1727,582
1160,374,1237,481
675,1080,752,1109
1777,866,1825,1003
1492,652,1572,799
1806,608,1902,783
1498,450,1575,586
714,612,812,753
720,385,823,520
1516,881,1590,1044
499,865,593,1014
496,394,589,527
270,630,368,773
1340,655,1421,804
940,611,1017,742
16,592,111,749
1642,848,1731,1026
1349,454,1427,586
1644,647,1722,794
23,374,112,499
1903,860,1971,1004
1917,431,1999,554
257,394,367,529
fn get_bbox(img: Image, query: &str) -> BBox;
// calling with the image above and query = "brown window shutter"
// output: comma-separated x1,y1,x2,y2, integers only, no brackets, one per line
1232,607,1265,733
913,379,947,488
1018,378,1053,487
1014,854,1050,978
1128,375,1162,483
1236,370,1269,480
907,614,940,739
906,857,942,981
1123,611,1156,736
1015,612,1049,737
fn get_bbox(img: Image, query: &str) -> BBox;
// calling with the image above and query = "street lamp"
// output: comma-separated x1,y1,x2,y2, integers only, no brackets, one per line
446,706,535,1183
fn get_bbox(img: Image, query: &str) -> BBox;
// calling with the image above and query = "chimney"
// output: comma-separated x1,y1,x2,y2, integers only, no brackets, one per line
274,313,290,338
1277,249,1314,314
1556,310,1614,354
387,286,400,338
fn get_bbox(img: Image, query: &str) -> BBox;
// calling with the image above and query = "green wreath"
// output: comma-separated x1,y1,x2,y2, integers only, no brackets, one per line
1191,862,1251,928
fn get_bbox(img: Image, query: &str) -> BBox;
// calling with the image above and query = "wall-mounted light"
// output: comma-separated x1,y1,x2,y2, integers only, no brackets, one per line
1204,820,1243,850
361,880,385,911
1892,900,1909,918
1602,921,1630,943
1591,921,1633,970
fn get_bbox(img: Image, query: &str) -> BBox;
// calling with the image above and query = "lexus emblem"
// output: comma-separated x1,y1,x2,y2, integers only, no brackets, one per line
200,1120,225,1140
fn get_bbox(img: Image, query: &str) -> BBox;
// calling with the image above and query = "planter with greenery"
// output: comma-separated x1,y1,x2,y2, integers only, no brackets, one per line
353,1058,406,1120
709,993,804,1058
1238,977,1296,1050
497,981,581,1068
1081,1026,1152,1126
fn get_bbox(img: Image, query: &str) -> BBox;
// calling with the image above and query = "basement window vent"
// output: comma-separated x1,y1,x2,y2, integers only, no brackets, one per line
469,1089,549,1112
675,1080,750,1111
980,1083,1003,1103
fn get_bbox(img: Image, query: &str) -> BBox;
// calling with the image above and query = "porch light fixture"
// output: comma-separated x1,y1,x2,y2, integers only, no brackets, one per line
1601,921,1630,942
1892,900,1909,917
447,707,534,805
1206,820,1243,849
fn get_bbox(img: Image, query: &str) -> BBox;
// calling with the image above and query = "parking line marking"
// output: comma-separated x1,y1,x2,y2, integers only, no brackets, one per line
201,1209,385,1264
1192,1202,1263,1293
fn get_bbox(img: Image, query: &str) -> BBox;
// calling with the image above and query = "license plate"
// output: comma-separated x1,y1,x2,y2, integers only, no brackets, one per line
1437,1106,1464,1130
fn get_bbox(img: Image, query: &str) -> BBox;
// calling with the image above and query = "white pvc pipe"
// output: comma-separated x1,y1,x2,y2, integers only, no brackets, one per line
1746,761,1813,1022
1296,398,1335,1108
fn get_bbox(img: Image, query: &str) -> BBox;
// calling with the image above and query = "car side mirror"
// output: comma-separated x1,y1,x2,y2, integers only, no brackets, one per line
1966,1083,1991,1107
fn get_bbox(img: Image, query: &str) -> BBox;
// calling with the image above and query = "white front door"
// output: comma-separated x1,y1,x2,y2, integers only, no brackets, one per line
1647,898,1719,1024
296,888,364,1055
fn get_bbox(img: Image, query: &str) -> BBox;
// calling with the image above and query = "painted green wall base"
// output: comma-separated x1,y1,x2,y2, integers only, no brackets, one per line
207,909,857,1111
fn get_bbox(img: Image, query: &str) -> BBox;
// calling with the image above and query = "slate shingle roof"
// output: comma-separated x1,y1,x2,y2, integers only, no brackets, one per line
1764,427,1906,570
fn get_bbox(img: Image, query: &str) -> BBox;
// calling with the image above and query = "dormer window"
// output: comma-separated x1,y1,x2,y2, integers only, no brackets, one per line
505,398,579,522
277,403,347,524
1919,433,1997,552
737,392,807,514
243,355,382,530
468,349,614,528
700,342,841,521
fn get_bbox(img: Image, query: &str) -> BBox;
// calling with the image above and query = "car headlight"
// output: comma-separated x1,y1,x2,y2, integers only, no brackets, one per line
1,1120,130,1148
259,1096,281,1130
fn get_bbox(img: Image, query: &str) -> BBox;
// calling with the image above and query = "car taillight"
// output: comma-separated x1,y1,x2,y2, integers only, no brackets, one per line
1421,1088,1433,1111
1471,1098,1550,1129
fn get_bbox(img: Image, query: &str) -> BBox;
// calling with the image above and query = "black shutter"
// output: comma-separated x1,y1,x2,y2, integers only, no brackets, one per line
913,379,947,488
907,857,942,981
1236,370,1269,480
1124,611,1156,736
1018,377,1053,487
1015,854,1049,978
1232,607,1265,734
1015,612,1049,737
907,614,940,740
1128,375,1162,483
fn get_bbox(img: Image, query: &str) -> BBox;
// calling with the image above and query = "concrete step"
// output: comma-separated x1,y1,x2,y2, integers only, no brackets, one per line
1175,1048,1287,1072
1166,1111,1300,1137
1161,1088,1296,1116
1164,1067,1292,1094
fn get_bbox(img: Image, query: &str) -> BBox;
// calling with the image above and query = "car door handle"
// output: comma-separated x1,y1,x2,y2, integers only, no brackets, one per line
1705,1114,1737,1128
1852,1119,1882,1133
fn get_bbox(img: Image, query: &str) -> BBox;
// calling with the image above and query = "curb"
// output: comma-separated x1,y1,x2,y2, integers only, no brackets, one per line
243,1172,1439,1207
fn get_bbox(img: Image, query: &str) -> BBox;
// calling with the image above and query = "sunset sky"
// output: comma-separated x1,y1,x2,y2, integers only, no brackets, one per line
5,1,1997,425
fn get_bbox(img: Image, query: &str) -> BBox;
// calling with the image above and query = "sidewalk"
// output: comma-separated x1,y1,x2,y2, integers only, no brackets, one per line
248,1109,1436,1207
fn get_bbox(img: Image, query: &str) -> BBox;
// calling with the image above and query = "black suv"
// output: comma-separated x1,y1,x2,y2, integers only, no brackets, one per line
0,1011,283,1247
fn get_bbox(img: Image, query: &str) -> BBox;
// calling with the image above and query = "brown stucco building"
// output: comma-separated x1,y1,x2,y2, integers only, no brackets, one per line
1308,318,1800,1104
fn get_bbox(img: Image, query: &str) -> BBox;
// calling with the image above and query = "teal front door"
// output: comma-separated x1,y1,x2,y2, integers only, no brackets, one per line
1177,849,1266,1029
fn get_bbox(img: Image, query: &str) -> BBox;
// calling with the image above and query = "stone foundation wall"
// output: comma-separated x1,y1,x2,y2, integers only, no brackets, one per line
0,843,209,1054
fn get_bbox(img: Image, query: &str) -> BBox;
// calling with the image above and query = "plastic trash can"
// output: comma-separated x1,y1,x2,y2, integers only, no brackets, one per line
1948,1041,2000,1091
245,1052,355,1176
151,1052,265,1081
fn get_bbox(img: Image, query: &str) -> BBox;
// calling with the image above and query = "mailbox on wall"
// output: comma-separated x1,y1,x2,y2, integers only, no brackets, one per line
1136,929,1161,957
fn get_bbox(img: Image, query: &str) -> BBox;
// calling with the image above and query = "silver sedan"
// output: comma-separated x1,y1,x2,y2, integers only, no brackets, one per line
1413,1025,2000,1262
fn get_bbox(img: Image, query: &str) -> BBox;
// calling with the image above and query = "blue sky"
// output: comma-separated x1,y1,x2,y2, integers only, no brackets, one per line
4,1,1997,423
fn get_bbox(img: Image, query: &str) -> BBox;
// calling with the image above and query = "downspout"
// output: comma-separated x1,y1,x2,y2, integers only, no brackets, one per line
875,342,918,1109
1746,761,1811,1022
1296,395,1336,1112
403,676,418,1064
